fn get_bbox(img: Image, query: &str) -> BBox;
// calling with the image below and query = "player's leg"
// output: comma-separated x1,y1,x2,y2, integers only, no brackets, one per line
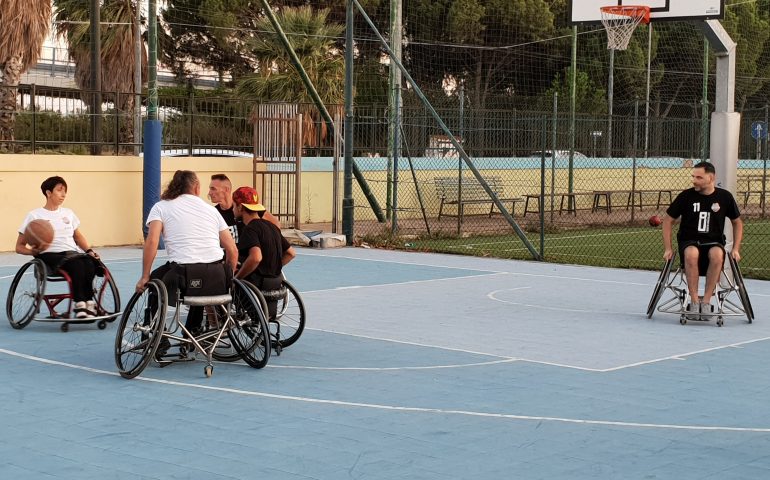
681,244,701,307
701,245,724,307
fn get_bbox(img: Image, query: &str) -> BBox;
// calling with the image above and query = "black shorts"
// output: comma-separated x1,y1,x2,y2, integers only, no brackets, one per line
678,241,724,276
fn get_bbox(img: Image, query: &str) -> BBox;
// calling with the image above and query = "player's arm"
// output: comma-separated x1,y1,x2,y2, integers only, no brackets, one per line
219,229,238,273
73,229,98,258
15,233,38,256
662,215,676,260
137,220,162,292
730,216,743,261
236,246,262,279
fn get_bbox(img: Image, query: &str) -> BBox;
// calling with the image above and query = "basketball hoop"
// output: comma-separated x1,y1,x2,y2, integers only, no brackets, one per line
600,5,650,51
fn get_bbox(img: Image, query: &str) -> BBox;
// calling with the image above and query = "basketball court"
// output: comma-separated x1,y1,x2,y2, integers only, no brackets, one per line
1,245,769,478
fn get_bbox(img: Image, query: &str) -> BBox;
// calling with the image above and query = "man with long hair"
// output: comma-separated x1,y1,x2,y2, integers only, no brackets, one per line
137,170,238,341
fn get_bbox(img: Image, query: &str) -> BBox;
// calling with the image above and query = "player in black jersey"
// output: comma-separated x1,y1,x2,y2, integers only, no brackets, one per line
662,161,743,317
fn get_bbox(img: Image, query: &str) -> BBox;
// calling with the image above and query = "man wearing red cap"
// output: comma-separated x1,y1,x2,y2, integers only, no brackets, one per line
232,186,295,319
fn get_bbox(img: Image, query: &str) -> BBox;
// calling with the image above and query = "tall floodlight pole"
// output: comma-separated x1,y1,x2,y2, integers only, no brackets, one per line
342,0,355,244
90,0,102,155
607,49,614,157
700,38,709,161
643,23,652,158
143,0,162,241
134,0,142,155
568,26,577,196
387,0,403,221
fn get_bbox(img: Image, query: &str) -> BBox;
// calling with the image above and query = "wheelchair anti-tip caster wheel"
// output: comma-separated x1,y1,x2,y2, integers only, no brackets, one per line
60,323,69,332
98,320,107,330
204,365,213,377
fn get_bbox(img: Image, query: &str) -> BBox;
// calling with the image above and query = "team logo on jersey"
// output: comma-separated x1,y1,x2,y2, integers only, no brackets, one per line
62,217,70,224
711,203,720,212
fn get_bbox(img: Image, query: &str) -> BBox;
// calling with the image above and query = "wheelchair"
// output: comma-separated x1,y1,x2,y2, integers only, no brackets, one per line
5,257,121,332
242,277,305,356
647,250,754,327
114,274,271,379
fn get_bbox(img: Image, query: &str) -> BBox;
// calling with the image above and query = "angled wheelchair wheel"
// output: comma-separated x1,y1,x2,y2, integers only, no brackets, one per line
228,279,270,369
647,257,674,319
114,280,167,379
93,263,121,319
271,280,306,348
6,259,47,330
728,255,754,323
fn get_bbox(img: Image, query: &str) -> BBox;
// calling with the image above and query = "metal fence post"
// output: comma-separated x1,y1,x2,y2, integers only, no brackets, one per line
115,90,120,153
31,84,36,154
188,91,195,155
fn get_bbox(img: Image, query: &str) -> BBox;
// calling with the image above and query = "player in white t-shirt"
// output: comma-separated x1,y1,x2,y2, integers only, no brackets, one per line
15,176,101,318
137,170,238,340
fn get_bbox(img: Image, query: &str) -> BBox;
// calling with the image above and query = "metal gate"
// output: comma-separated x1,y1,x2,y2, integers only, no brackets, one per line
252,104,302,229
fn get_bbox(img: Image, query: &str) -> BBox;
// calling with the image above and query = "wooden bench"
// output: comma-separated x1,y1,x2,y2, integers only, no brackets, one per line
434,176,523,221
626,189,675,211
525,191,617,216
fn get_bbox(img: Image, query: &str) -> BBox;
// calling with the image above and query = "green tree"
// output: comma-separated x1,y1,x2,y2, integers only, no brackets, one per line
54,0,147,145
722,1,770,111
0,0,51,145
235,5,345,145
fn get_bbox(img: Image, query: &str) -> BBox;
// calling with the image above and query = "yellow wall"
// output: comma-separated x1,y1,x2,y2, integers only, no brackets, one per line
0,155,256,251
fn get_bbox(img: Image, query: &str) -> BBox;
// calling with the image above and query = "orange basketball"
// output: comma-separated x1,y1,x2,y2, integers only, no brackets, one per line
25,219,54,249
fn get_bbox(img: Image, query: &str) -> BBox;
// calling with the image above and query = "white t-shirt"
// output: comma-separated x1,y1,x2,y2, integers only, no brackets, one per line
147,194,228,264
18,207,81,253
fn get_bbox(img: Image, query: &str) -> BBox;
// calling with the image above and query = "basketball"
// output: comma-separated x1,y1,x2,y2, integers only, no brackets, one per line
648,215,662,227
25,219,54,249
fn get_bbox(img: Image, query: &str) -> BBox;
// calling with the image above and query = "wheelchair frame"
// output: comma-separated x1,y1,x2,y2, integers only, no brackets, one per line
5,257,121,331
114,278,270,379
647,252,754,327
243,278,306,356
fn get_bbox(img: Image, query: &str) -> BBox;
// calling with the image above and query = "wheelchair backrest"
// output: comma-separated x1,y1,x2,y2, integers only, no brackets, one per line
176,262,232,298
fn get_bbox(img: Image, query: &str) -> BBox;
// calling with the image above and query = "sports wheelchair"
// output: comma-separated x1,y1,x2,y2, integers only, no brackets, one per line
243,276,305,356
114,265,271,379
5,257,121,332
647,251,754,327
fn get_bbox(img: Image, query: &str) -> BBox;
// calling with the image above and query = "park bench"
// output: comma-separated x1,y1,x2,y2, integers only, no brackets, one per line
434,176,523,221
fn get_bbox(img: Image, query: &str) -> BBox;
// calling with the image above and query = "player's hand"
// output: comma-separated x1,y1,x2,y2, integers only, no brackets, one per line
731,249,741,262
663,249,674,260
86,248,100,259
135,275,150,293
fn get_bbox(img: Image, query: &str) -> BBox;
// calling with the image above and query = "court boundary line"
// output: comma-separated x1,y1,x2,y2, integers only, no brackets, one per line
2,347,770,434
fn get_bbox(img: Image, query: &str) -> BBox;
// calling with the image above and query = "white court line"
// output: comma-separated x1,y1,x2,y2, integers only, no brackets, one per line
295,251,507,274
2,347,769,434
300,272,508,294
267,358,518,371
487,287,630,315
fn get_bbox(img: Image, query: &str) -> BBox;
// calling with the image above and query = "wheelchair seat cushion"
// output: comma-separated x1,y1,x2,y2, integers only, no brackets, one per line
177,262,232,299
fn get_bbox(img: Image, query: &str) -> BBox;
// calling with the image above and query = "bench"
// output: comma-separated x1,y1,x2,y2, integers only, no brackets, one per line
626,189,675,211
525,191,617,216
434,176,523,221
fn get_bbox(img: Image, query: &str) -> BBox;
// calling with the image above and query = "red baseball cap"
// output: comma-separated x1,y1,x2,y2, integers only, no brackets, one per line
232,186,266,212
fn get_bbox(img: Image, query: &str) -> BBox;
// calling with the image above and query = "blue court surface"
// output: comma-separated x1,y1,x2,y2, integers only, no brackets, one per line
1,246,770,479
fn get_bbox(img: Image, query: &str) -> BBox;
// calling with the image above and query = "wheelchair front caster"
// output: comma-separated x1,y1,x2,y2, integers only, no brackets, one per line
98,320,107,330
60,323,69,332
204,365,214,377
679,317,687,325
717,317,724,327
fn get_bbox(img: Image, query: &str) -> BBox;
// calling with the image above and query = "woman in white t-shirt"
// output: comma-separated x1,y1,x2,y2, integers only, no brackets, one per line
16,176,101,319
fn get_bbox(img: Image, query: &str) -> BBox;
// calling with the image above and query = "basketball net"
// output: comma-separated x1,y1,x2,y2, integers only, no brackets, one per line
600,5,650,51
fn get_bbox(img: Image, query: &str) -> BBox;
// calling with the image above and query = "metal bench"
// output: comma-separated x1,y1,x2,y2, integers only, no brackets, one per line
434,176,523,221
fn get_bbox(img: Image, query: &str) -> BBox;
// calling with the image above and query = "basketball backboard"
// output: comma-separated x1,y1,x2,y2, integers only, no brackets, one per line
570,0,725,24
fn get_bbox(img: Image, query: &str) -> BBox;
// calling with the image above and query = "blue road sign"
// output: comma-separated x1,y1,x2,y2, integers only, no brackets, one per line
751,121,767,140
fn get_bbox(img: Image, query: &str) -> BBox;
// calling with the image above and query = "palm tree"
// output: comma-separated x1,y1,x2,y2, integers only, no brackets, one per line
235,5,344,146
54,0,146,147
0,0,52,146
